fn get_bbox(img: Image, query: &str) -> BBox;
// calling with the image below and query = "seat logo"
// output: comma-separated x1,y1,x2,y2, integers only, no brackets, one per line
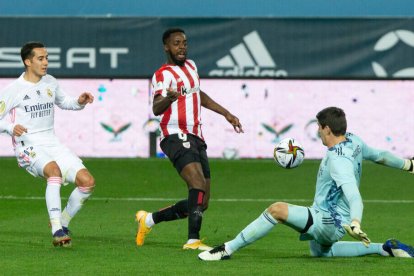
209,31,287,77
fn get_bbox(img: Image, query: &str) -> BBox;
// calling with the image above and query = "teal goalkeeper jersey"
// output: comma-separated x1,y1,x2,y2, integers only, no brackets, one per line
311,132,405,227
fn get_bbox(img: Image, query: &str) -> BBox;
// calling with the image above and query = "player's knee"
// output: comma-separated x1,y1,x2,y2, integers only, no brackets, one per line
188,176,206,190
267,202,288,222
43,162,62,178
77,174,95,193
181,164,206,189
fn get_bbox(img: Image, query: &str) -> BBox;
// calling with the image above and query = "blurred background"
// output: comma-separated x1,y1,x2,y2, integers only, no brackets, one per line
1,0,413,159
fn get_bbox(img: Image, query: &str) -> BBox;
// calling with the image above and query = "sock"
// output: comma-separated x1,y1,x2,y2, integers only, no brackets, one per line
61,187,92,228
152,199,188,224
187,239,199,244
188,189,205,240
145,213,155,227
331,242,387,257
46,177,62,234
226,210,278,254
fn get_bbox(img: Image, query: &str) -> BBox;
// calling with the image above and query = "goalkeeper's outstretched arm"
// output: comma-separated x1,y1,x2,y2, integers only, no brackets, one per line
363,143,413,172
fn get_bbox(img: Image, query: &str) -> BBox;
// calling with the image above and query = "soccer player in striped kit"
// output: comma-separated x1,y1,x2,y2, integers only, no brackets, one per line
136,28,243,250
0,42,95,247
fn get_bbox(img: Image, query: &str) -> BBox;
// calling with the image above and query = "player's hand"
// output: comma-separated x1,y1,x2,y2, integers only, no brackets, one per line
166,88,179,102
13,124,27,136
343,220,371,247
78,92,94,105
225,113,244,133
403,158,414,173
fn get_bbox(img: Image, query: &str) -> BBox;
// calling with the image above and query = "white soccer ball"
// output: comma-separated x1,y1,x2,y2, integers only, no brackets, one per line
273,138,305,169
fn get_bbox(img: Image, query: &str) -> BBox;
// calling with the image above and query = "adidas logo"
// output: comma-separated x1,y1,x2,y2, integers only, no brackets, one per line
209,31,288,77
23,95,30,100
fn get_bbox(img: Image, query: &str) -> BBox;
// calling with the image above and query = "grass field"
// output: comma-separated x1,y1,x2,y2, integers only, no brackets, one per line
1,157,413,275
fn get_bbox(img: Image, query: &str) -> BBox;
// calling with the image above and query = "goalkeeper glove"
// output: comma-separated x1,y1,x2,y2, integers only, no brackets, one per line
343,221,371,247
403,159,414,173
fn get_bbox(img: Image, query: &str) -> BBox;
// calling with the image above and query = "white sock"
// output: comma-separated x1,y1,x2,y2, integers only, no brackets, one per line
145,213,155,227
61,187,92,227
46,177,62,234
187,239,199,244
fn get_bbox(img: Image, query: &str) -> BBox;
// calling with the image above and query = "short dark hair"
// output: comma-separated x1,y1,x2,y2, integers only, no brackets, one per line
162,28,185,44
20,41,45,64
316,106,347,136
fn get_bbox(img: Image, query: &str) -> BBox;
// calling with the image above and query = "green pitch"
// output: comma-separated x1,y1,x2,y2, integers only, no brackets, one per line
1,157,413,274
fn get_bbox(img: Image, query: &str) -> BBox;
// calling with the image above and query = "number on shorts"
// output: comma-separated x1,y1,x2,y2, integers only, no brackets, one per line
178,133,188,141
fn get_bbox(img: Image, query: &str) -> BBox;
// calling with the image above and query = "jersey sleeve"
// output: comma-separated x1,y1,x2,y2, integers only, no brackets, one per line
0,89,17,135
362,140,405,169
54,82,84,110
330,155,363,222
151,69,173,98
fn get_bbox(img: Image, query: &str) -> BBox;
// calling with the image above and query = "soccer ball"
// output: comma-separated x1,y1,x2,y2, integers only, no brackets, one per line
273,138,305,169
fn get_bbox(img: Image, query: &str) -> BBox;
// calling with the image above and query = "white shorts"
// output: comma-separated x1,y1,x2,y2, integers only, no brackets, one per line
15,142,85,184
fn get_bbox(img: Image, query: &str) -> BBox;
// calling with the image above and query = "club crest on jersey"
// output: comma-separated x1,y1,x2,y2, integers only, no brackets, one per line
23,146,36,158
47,89,53,98
0,101,5,115
182,142,191,148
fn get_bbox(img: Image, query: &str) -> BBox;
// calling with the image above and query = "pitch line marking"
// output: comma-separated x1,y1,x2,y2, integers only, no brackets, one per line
0,195,413,204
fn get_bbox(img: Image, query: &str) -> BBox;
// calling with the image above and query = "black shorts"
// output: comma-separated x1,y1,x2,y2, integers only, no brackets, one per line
160,133,211,178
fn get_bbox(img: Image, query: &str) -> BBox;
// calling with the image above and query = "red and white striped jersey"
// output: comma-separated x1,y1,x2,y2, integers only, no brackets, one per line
151,59,203,140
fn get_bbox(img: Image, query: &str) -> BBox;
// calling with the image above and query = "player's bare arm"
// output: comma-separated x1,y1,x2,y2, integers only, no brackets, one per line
200,91,243,133
152,88,179,116
13,124,27,136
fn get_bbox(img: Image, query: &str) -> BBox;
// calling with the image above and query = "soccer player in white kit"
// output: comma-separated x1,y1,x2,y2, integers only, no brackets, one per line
199,107,414,260
0,42,95,247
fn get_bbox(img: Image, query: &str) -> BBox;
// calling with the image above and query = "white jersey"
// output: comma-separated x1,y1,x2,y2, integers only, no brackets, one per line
151,59,203,140
0,73,84,148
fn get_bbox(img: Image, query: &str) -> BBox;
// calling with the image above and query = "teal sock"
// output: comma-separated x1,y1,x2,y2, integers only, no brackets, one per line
226,210,277,254
331,242,386,257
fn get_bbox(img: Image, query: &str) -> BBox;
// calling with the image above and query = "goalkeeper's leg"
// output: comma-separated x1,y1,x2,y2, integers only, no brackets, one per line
224,209,278,255
310,241,389,257
226,202,307,254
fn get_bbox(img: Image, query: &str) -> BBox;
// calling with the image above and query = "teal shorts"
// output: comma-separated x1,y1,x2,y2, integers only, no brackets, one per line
286,204,346,246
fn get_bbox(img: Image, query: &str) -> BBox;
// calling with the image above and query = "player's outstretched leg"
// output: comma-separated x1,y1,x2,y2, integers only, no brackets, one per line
136,210,152,246
383,239,414,257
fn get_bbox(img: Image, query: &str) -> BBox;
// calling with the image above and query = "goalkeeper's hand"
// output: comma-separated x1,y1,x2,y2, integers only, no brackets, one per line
343,220,371,247
403,159,414,173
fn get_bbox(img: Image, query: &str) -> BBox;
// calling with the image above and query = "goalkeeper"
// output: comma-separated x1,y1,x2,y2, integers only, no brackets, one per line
199,106,414,261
